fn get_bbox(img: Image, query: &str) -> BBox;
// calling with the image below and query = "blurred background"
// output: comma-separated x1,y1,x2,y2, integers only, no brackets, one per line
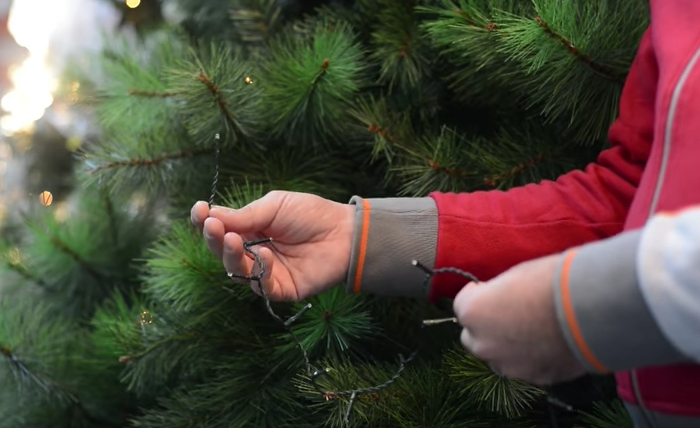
0,0,168,226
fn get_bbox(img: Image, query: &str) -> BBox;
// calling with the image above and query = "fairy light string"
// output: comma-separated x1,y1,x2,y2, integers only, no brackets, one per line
208,133,221,208
226,238,480,424
205,132,572,426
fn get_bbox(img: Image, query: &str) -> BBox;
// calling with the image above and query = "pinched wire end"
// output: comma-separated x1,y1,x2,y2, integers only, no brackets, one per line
411,259,433,275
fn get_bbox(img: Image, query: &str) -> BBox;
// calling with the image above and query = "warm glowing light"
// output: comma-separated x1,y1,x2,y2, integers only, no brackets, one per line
0,0,68,135
7,247,22,265
40,190,53,206
53,202,69,222
245,76,254,84
126,0,141,8
140,311,153,325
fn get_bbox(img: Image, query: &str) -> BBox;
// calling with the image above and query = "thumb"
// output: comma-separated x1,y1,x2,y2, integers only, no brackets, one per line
453,281,479,322
209,192,283,235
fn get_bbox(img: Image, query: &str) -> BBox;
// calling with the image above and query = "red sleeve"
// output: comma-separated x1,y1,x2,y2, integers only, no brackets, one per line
428,29,657,301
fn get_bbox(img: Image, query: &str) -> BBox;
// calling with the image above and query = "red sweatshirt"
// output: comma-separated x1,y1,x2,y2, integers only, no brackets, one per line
345,1,700,427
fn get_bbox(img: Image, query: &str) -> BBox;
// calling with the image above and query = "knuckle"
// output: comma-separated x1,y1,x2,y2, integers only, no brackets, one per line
264,190,284,200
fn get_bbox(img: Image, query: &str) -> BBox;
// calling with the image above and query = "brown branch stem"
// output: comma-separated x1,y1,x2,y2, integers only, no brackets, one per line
483,151,553,188
534,15,620,80
367,124,473,179
453,8,621,80
2,260,51,290
127,89,176,98
427,159,473,179
198,71,238,130
47,235,104,281
1,346,104,425
88,147,212,174
311,58,330,86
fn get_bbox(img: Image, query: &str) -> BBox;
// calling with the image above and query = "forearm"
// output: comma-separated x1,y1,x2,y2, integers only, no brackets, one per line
345,139,646,301
345,29,656,302
554,205,700,373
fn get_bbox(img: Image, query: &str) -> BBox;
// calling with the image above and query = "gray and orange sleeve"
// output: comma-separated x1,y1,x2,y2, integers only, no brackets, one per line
345,195,439,298
553,205,700,373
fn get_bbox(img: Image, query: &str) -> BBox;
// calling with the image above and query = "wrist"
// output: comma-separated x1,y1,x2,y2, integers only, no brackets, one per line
344,195,438,298
336,202,357,286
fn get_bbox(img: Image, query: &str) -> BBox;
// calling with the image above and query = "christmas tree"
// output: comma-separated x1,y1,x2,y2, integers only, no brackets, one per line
0,0,650,427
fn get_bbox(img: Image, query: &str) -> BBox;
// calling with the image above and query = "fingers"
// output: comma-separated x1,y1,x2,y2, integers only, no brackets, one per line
251,246,278,298
453,281,479,323
223,232,252,279
194,197,285,300
191,201,210,232
460,328,474,351
203,217,225,260
208,191,284,235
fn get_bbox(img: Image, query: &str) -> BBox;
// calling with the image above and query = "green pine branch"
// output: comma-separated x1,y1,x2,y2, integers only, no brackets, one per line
0,243,51,291
574,400,633,428
490,0,649,144
444,346,545,419
448,122,585,191
217,144,357,202
293,355,407,427
91,31,185,139
419,0,648,145
113,221,276,397
229,0,284,47
79,130,213,198
274,287,377,365
259,19,371,148
16,187,157,317
349,94,421,164
377,362,520,428
369,0,435,93
418,0,530,103
388,126,479,197
129,357,312,428
140,221,249,313
80,31,264,199
0,299,126,428
165,42,264,147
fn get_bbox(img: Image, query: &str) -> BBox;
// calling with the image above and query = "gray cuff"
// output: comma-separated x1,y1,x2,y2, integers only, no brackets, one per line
553,231,689,373
345,196,437,298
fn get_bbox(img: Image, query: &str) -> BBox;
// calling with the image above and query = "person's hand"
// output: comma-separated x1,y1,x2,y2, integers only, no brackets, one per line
453,254,587,386
191,191,355,301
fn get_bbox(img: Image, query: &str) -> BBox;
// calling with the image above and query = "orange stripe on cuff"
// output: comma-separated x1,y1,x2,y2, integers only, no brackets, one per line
353,199,371,294
560,250,610,373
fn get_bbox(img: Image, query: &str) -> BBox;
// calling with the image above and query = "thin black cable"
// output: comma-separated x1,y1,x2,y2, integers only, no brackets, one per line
228,242,483,424
208,133,221,208
227,243,573,426
206,133,572,426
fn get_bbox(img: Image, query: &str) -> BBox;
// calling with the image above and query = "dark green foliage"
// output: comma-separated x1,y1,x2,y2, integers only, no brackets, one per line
444,345,545,419
0,298,129,428
574,400,634,428
259,19,371,147
0,0,649,427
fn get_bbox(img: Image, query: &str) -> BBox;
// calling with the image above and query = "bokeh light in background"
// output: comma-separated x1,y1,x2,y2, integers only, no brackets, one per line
0,0,131,224
0,0,70,135
126,0,141,8
39,190,53,206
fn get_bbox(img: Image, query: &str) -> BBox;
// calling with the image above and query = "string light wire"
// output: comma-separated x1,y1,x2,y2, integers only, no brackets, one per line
206,132,572,426
227,238,481,424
